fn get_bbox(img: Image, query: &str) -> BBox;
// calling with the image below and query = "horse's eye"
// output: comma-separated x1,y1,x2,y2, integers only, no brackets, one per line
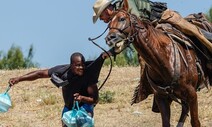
119,17,125,22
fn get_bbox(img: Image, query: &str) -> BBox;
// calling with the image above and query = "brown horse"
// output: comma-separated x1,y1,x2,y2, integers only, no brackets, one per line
105,0,211,127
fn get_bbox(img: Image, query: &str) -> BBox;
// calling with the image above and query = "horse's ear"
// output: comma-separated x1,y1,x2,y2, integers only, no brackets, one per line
122,0,129,11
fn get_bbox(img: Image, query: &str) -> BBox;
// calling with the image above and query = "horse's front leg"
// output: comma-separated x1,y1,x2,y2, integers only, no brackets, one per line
155,94,172,127
176,100,189,127
187,89,201,127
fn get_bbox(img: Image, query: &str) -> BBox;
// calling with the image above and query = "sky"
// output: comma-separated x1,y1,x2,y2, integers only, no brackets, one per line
0,0,211,68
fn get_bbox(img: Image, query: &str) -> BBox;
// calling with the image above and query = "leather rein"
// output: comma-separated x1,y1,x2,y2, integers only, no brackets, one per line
88,28,113,91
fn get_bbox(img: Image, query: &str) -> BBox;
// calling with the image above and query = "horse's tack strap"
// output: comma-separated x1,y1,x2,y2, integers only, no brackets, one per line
158,23,182,85
146,70,182,105
145,35,182,104
171,36,181,86
145,70,171,95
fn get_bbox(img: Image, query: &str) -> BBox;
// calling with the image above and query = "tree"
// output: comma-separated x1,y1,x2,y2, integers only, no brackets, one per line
103,47,139,67
0,44,39,70
23,45,39,68
205,6,212,22
122,46,139,66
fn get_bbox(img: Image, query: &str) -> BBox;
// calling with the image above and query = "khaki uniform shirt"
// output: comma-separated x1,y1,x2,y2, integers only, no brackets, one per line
114,0,151,19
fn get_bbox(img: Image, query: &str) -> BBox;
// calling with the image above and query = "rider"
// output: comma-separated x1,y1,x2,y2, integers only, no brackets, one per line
92,0,212,56
92,0,212,112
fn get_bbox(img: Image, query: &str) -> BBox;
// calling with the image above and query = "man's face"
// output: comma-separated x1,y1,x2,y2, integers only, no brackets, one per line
71,56,85,76
99,8,111,23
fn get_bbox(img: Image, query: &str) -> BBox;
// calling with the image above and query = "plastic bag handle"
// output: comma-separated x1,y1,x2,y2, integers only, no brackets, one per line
72,101,80,110
4,84,11,94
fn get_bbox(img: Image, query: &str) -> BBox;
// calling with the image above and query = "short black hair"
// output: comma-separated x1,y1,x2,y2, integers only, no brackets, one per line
70,52,85,64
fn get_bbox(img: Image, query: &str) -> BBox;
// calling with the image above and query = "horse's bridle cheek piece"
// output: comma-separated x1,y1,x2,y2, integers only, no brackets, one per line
108,11,135,44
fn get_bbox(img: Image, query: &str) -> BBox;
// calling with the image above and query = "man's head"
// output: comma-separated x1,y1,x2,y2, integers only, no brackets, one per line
70,52,85,76
93,0,114,23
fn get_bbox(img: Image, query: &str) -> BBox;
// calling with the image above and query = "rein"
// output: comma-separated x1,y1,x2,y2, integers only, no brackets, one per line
88,27,113,91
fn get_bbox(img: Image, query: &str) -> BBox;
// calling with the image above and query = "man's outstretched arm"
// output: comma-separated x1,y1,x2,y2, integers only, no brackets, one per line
9,69,49,86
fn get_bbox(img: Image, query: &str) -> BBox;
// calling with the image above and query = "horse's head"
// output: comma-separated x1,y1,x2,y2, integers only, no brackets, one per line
105,0,133,53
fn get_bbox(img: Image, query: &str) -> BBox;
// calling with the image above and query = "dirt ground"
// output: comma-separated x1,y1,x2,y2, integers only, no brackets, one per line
0,67,212,127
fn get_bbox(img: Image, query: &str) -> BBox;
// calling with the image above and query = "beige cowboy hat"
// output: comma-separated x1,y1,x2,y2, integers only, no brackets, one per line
92,0,114,24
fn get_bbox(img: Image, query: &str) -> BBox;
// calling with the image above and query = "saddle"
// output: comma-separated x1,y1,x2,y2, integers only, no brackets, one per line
159,9,212,54
155,23,194,48
185,13,212,33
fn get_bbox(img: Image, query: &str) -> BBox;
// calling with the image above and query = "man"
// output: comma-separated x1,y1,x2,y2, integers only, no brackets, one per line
9,51,111,127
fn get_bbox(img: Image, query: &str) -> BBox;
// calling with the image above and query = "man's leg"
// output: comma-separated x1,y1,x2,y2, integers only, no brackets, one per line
62,121,67,127
61,106,69,127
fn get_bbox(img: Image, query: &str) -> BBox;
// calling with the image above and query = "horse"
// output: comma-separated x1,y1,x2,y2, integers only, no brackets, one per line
105,0,211,126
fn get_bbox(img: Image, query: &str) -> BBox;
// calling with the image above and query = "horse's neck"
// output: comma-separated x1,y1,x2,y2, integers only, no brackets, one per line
134,24,175,79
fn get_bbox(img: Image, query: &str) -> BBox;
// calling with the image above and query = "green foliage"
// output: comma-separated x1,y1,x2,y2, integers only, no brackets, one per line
205,6,212,22
104,46,139,67
23,45,39,68
122,46,139,66
99,91,115,104
0,44,39,70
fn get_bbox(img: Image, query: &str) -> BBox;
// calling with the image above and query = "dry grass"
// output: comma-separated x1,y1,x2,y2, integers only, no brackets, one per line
0,67,212,127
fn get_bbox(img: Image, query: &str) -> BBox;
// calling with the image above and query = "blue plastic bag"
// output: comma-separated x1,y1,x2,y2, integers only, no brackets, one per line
62,103,78,127
0,85,12,113
76,106,94,127
62,101,94,127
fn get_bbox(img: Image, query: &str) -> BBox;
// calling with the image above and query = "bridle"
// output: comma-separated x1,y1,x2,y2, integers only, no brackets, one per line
108,10,138,45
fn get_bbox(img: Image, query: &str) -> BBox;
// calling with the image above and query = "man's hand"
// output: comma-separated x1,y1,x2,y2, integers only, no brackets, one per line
101,51,112,59
74,93,82,102
9,77,20,86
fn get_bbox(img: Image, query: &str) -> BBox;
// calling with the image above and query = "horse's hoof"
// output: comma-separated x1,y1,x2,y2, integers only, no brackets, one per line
206,62,212,69
176,122,184,127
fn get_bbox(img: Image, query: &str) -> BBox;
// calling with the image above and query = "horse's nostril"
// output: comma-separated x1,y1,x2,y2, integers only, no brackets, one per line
105,37,112,46
110,35,117,39
106,34,116,42
105,33,124,47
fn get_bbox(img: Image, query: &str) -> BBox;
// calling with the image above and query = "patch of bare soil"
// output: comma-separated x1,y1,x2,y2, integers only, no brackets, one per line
0,67,211,127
